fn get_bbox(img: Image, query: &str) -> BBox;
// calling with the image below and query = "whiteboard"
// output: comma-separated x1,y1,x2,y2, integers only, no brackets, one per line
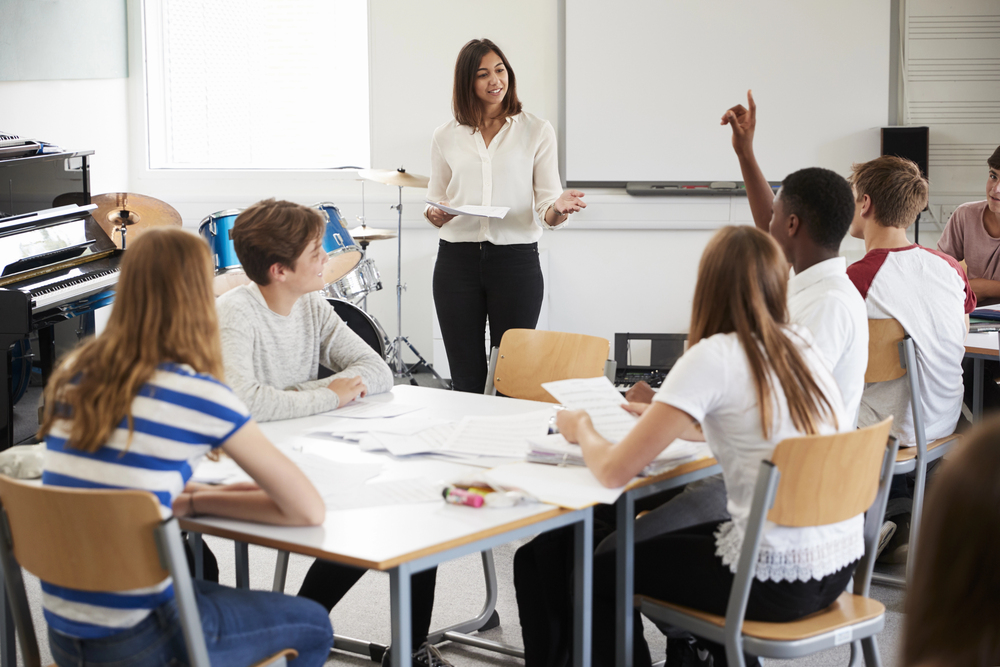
565,0,891,183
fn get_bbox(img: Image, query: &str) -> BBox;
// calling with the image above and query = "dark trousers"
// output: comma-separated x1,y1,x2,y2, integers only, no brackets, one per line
298,559,437,652
514,522,856,667
433,240,544,393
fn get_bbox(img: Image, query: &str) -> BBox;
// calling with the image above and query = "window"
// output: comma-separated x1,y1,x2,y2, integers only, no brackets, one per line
143,0,369,170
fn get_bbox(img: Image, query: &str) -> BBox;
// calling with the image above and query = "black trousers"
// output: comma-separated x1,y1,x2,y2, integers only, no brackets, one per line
433,240,544,393
298,560,437,652
514,522,856,667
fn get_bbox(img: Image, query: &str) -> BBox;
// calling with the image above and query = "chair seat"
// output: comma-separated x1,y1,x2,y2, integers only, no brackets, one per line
895,433,960,463
249,648,298,667
636,592,885,641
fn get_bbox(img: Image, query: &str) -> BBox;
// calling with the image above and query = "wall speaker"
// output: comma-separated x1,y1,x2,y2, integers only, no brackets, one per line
881,126,929,179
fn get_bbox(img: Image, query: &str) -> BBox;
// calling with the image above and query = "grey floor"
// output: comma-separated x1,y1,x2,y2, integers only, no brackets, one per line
16,533,906,667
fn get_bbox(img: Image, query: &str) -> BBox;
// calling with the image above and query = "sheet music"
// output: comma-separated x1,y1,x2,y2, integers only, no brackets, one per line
424,200,509,219
485,461,624,509
541,376,638,442
366,423,457,457
324,477,443,510
440,409,553,459
326,414,451,435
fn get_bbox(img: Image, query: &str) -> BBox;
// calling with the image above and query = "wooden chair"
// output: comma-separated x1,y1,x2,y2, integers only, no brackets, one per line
866,318,961,586
0,476,296,667
638,418,898,667
484,328,614,402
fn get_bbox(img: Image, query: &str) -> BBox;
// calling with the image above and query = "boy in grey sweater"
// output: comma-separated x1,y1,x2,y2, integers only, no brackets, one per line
217,198,393,421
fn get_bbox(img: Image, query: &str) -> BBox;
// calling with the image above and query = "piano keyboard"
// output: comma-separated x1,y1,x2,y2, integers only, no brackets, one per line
28,268,119,311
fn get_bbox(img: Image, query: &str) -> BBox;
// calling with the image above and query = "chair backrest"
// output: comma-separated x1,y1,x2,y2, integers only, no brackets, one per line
768,418,895,527
865,318,907,383
491,328,611,403
0,475,168,591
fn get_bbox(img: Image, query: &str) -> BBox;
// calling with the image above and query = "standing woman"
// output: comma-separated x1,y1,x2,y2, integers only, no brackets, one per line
426,38,586,393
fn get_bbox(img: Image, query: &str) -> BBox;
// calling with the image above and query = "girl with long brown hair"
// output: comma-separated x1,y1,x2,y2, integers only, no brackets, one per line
425,38,586,393
515,226,855,667
38,228,333,667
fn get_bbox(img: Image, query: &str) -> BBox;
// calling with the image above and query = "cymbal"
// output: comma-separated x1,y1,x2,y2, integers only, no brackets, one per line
358,168,429,189
350,226,398,241
92,193,183,249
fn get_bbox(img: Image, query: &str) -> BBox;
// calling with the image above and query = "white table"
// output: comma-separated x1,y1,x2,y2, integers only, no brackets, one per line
180,385,596,667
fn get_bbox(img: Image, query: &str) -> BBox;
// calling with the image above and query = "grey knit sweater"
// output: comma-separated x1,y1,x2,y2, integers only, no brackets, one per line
216,284,393,422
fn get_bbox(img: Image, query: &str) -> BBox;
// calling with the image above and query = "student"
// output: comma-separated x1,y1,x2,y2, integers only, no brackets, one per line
937,144,1000,412
518,226,856,667
903,415,1000,667
216,199,442,666
37,228,333,667
217,198,393,422
847,155,975,561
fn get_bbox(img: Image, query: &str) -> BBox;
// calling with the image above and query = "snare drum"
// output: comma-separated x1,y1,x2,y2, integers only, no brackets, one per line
327,298,388,359
313,202,362,285
324,258,382,301
198,209,244,272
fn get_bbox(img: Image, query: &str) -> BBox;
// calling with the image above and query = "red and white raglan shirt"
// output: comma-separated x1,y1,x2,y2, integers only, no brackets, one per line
847,245,976,447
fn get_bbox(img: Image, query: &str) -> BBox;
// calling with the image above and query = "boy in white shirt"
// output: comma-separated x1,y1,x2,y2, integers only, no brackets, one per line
846,155,975,562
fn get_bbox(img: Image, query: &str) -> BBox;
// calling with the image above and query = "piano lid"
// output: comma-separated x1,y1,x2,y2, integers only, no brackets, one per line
0,204,116,285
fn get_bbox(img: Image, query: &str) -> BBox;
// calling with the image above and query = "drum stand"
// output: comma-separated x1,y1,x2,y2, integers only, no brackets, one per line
384,184,444,383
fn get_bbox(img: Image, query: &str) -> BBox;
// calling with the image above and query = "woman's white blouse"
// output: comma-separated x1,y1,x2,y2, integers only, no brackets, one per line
424,112,566,244
654,326,864,583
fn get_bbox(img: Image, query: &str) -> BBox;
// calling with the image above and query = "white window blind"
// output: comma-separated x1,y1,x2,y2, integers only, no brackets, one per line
144,0,370,169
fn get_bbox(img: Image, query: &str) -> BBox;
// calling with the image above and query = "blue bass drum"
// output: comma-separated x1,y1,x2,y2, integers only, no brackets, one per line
198,209,244,272
312,202,361,285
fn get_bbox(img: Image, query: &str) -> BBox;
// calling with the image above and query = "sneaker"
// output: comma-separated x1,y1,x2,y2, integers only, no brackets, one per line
875,521,896,561
412,642,453,667
877,513,911,565
666,636,712,666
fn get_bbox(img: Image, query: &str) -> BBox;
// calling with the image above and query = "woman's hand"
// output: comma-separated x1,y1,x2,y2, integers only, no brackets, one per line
622,401,650,417
427,202,456,228
555,409,592,444
554,190,587,215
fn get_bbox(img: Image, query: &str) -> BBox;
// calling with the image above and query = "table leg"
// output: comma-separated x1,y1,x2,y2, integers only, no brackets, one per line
0,566,14,667
572,507,594,667
974,357,984,422
189,532,204,581
615,493,635,667
389,562,413,667
234,541,250,589
272,550,290,593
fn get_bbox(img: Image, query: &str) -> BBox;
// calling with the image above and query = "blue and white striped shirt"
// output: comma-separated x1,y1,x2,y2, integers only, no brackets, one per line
41,363,251,639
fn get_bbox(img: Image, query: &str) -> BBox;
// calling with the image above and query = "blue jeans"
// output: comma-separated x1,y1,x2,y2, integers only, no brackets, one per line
48,580,333,667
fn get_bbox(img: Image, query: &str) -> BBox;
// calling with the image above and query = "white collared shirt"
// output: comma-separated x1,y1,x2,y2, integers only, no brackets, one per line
787,257,869,429
424,111,565,244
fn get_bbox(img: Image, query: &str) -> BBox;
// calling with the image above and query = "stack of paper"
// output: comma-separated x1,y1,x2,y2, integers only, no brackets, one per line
435,409,554,462
526,434,711,477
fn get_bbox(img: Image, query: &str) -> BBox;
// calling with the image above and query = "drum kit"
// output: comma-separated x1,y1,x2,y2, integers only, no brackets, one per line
199,167,441,383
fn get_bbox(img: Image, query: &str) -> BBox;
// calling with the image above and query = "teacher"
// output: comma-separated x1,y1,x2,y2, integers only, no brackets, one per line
425,38,585,393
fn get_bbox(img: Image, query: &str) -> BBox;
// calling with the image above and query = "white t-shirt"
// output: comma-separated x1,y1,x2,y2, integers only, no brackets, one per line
847,245,975,447
423,112,566,244
787,257,869,428
655,326,862,583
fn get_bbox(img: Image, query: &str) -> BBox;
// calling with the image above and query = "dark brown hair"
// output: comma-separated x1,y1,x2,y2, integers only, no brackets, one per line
232,199,324,285
850,155,928,229
452,39,522,128
39,228,223,452
903,415,1000,666
989,144,1000,170
688,226,837,437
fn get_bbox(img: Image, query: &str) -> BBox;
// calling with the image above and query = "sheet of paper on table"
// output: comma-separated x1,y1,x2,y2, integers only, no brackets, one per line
364,423,457,457
526,434,711,477
541,376,637,441
326,413,453,436
324,477,444,511
485,461,624,509
438,409,553,460
321,398,423,419
424,200,509,219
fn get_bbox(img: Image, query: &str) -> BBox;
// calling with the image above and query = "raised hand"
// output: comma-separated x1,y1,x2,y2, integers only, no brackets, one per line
721,89,756,158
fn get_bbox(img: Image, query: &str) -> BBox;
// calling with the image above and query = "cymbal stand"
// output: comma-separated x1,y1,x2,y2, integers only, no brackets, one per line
385,184,443,383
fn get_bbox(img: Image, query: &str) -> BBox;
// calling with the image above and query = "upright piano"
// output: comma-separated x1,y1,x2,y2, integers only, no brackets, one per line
0,149,121,449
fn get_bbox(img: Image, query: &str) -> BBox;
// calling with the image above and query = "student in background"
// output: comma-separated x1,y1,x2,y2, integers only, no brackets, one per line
847,155,975,562
425,38,585,393
216,199,442,666
38,228,333,667
903,415,1000,667
519,226,855,667
937,144,1000,412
